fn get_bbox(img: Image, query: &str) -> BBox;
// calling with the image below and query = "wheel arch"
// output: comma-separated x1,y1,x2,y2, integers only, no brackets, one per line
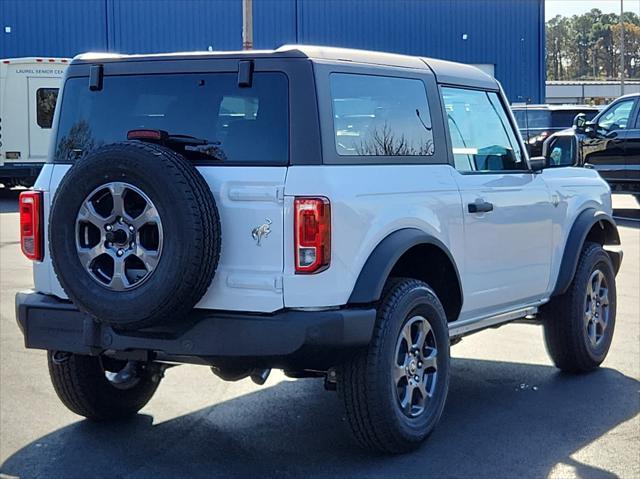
348,228,463,322
552,208,621,297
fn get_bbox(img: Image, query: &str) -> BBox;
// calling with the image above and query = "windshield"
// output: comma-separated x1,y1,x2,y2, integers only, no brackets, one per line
54,72,289,165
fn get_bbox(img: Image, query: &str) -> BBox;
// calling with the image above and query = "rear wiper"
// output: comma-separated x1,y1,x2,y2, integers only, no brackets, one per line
127,129,225,160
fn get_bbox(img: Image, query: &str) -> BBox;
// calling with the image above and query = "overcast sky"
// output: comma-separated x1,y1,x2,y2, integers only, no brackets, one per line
546,0,640,20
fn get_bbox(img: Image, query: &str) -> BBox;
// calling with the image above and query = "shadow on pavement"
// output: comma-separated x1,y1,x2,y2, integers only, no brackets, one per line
1,358,638,478
0,188,21,214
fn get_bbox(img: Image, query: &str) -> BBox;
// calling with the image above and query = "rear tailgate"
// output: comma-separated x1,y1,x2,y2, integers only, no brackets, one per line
37,56,312,313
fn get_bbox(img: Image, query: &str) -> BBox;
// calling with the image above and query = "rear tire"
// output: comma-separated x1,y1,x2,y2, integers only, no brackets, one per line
339,278,450,454
48,352,161,421
541,242,617,373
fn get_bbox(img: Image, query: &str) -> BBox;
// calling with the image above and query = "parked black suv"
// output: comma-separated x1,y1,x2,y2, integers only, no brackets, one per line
543,93,640,199
512,104,599,156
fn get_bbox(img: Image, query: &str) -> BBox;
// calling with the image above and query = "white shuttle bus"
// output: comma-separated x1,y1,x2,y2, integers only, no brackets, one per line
0,57,69,187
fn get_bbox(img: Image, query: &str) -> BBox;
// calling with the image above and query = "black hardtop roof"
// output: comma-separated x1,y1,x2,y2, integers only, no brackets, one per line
72,44,498,90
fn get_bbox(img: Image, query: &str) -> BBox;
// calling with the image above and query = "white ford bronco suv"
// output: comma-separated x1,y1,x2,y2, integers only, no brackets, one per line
16,46,622,454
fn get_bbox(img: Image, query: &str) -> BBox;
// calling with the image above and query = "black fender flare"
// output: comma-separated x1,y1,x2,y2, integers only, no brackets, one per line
552,208,621,297
348,228,463,305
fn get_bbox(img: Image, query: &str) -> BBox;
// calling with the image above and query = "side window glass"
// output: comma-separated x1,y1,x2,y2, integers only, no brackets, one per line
597,100,634,131
36,88,59,129
442,87,526,172
330,73,434,157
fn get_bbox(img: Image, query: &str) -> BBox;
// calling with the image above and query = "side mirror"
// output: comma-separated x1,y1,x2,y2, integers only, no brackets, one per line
529,156,546,172
573,113,587,132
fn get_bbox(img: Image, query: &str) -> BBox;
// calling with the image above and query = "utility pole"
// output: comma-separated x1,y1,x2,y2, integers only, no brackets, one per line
242,0,253,50
620,0,625,95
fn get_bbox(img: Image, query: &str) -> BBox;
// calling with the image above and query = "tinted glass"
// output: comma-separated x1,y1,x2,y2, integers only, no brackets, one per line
550,110,597,127
514,110,550,129
36,88,59,128
443,87,526,172
55,73,288,165
513,109,598,129
329,73,434,156
512,110,527,126
597,99,635,131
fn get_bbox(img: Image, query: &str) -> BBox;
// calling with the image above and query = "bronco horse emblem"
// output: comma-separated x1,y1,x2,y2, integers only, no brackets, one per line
251,219,272,246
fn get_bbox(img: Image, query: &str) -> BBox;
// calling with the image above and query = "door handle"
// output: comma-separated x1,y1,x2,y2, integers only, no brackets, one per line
468,201,494,213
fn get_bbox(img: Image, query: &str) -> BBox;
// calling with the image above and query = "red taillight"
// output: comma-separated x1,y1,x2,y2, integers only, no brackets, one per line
19,191,43,261
294,197,331,274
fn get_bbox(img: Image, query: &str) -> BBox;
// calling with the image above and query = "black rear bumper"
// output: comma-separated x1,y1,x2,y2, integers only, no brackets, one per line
0,163,44,180
16,291,376,369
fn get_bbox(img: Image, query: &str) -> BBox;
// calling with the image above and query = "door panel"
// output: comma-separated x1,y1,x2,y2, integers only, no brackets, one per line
441,86,553,319
195,167,286,312
583,131,628,182
454,172,553,318
583,98,637,183
40,62,294,313
625,110,640,185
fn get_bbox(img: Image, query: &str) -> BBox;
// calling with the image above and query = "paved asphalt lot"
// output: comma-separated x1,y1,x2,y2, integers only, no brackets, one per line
0,189,638,479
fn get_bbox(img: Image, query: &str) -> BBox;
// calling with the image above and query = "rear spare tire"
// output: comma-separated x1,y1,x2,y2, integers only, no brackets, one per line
49,141,220,329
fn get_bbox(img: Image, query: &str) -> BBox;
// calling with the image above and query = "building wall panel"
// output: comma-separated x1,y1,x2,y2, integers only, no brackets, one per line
296,0,544,102
0,0,107,58
108,0,241,53
253,0,297,49
0,0,544,102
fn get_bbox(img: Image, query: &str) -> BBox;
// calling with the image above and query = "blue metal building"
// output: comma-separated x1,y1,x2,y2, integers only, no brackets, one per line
0,0,545,102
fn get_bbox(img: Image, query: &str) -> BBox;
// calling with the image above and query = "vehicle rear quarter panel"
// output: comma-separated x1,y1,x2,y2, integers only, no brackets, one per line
541,166,613,293
283,164,463,308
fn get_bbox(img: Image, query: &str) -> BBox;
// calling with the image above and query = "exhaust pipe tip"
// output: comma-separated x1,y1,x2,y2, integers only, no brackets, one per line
250,368,271,385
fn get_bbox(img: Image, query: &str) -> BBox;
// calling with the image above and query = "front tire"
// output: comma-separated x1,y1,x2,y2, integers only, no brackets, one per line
541,242,617,373
339,278,450,454
48,352,162,421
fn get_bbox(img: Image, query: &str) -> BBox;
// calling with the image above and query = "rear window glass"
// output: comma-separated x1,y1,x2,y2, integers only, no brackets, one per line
329,73,434,157
513,109,598,129
550,110,597,127
36,88,59,129
514,110,550,128
54,72,288,165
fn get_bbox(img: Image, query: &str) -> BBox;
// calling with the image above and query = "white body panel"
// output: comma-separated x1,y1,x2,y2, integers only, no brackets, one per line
283,165,464,308
539,166,613,291
0,58,68,167
35,162,613,320
282,164,612,321
37,165,287,313
452,171,554,320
